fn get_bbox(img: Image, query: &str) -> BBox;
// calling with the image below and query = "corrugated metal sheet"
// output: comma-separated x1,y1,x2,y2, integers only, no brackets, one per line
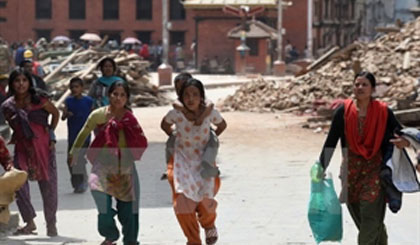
183,0,277,8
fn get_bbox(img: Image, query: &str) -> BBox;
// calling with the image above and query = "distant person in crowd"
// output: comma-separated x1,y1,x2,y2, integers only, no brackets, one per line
200,55,210,74
10,42,18,63
140,43,150,60
190,39,197,68
25,39,38,60
107,40,119,51
23,50,45,77
161,78,226,245
284,39,293,63
290,46,299,62
70,81,148,245
149,41,156,69
88,57,125,109
61,77,94,194
2,68,59,236
155,40,163,68
318,71,403,244
14,43,25,67
19,60,48,93
0,38,12,75
133,43,141,54
175,42,185,72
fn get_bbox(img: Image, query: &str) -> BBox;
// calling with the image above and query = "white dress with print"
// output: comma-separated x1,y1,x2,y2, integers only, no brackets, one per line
164,109,223,202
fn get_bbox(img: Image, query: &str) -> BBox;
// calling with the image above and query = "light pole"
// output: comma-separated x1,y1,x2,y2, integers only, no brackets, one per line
162,0,169,65
276,0,283,62
273,0,286,76
157,0,173,86
307,0,313,59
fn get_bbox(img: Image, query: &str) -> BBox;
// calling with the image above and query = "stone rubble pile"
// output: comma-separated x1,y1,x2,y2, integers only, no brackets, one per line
222,17,420,128
44,49,169,107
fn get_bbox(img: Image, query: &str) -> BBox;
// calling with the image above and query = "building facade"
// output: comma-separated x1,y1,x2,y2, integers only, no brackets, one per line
0,0,313,70
312,0,359,56
357,0,418,40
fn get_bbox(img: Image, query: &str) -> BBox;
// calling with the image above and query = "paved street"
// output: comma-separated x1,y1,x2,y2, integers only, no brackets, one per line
1,75,420,244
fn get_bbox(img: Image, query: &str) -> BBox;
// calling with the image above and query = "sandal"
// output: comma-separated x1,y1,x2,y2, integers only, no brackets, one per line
13,226,37,235
205,227,218,245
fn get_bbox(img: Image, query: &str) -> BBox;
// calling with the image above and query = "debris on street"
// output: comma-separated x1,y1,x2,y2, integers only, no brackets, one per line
42,48,169,108
222,17,420,129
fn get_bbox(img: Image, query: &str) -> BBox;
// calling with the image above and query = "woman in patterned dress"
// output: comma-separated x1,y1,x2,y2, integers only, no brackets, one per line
161,78,227,245
318,71,402,244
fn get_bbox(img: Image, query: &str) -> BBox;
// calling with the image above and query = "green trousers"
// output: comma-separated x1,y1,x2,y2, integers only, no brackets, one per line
346,190,387,245
91,172,140,245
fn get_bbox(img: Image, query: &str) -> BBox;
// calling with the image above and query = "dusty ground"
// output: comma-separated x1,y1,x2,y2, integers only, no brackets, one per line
1,76,420,244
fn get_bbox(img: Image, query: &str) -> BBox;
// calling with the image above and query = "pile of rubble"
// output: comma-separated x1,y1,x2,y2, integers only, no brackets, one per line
44,48,169,108
223,17,420,127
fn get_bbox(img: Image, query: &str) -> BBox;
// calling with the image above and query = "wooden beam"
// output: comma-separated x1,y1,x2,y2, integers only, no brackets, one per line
43,48,83,83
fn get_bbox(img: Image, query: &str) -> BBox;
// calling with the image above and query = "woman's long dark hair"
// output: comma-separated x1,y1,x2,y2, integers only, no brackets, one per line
179,78,206,109
8,68,41,104
108,81,131,110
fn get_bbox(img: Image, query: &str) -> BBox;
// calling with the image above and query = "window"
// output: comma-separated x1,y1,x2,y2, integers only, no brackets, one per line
170,31,185,45
343,3,349,19
0,17,6,22
351,0,355,19
136,31,152,44
324,0,329,19
35,29,52,41
246,39,259,56
36,0,52,19
100,30,121,44
69,0,85,19
136,0,152,20
0,1,7,8
103,0,119,20
314,0,319,18
170,0,185,20
68,30,85,40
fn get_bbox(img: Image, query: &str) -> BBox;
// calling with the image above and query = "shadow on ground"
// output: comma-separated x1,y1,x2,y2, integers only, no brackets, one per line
5,140,173,214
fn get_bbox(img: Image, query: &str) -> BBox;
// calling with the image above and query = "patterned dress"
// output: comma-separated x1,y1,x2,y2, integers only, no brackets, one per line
164,109,223,202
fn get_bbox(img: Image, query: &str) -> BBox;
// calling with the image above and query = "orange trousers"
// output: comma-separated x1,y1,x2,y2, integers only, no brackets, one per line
167,157,221,245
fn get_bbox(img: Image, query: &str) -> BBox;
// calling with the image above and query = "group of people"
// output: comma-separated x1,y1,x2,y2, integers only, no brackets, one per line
1,35,418,244
0,54,227,245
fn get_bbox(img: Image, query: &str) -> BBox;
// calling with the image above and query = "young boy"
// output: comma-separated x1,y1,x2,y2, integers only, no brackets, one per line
162,72,219,179
62,77,94,193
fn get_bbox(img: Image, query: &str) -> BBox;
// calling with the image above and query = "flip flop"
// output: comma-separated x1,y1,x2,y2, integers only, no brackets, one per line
13,226,37,235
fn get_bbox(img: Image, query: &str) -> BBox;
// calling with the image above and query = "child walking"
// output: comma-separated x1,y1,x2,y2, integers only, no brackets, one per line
62,77,93,193
161,78,227,245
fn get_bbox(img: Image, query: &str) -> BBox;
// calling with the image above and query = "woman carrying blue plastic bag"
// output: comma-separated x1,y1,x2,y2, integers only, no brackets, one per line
318,72,402,244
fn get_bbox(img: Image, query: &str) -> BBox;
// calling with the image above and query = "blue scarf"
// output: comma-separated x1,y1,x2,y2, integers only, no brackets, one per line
97,76,123,106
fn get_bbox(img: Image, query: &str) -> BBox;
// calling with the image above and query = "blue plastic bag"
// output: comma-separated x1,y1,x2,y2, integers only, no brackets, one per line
308,166,342,244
